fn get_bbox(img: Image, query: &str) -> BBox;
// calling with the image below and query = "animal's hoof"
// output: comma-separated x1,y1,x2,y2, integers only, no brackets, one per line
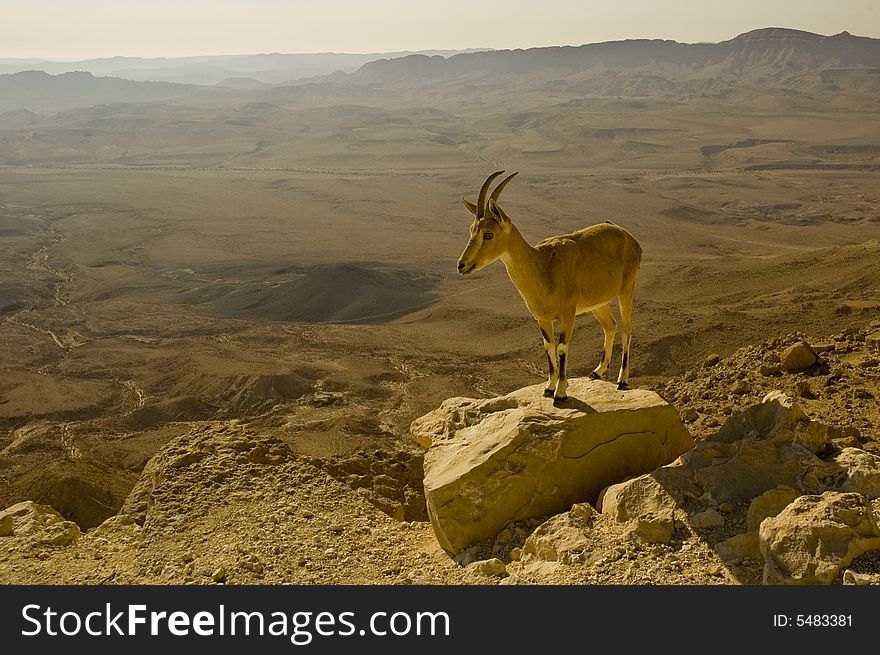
543,388,555,398
617,382,628,391
588,371,601,380
553,395,569,406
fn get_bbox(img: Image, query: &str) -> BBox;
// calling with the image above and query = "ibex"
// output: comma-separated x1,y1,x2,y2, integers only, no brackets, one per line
457,171,642,403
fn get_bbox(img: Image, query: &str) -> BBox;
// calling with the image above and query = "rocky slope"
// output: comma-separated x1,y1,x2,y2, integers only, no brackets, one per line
1,322,878,585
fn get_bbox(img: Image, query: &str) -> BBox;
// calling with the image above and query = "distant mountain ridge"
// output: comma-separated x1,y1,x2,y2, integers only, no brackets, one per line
0,70,205,112
0,49,491,86
2,29,878,113
352,28,880,86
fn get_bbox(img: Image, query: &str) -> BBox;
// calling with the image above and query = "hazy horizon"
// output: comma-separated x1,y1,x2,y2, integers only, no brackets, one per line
3,0,880,60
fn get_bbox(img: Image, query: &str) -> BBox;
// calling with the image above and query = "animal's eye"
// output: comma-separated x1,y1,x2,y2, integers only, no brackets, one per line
483,232,494,240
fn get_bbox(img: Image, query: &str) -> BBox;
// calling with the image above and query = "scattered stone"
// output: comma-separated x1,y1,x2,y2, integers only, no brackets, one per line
759,364,781,376
523,506,594,561
416,379,693,554
467,558,507,577
600,474,678,524
812,343,835,354
40,522,80,547
681,408,699,423
716,391,828,454
600,474,679,544
498,573,523,585
765,352,781,363
0,516,12,537
719,503,736,513
509,547,522,562
211,566,227,583
731,380,750,395
760,492,880,584
795,381,816,399
747,486,800,532
716,532,761,564
690,509,725,529
780,342,818,373
0,501,80,546
821,448,880,499
842,569,880,585
630,513,674,544
703,354,722,367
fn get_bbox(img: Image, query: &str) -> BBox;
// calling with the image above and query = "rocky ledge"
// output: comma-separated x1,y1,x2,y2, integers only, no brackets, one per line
412,378,693,554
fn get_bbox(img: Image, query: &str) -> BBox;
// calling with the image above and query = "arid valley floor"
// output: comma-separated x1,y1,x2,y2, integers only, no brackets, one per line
1,28,879,584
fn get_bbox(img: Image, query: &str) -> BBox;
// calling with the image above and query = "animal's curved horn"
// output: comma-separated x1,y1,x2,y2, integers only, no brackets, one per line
489,171,518,205
476,170,505,217
462,197,478,216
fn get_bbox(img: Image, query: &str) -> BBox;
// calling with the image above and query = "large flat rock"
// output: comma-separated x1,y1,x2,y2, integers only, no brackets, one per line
411,378,694,555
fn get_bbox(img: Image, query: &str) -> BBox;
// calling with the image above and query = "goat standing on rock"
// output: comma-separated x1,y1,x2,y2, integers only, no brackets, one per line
457,171,642,403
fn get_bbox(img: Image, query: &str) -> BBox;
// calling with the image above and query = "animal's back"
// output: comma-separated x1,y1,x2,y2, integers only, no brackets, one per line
536,221,641,266
535,221,641,308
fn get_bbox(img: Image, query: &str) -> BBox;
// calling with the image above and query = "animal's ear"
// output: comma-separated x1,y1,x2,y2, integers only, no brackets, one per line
488,200,508,223
462,197,478,216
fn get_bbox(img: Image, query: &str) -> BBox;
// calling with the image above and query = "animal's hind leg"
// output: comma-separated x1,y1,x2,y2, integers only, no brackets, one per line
616,281,635,390
538,318,558,397
589,304,617,380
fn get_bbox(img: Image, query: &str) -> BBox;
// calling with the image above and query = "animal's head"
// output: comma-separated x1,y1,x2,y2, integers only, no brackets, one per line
457,170,518,275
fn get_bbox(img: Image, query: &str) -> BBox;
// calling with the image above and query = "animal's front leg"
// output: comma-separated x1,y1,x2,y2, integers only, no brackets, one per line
554,311,576,404
538,319,557,397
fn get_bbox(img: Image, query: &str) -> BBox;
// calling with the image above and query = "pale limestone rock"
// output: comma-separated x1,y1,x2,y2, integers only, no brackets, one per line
760,492,880,584
716,391,828,454
467,558,508,577
523,505,594,562
629,513,675,544
599,472,679,543
0,500,64,534
0,515,12,537
40,521,80,546
416,379,693,554
600,472,679,523
0,500,80,546
780,342,817,372
690,508,725,529
716,532,761,563
678,392,830,504
842,569,880,585
821,448,880,499
747,486,800,532
693,440,821,504
601,393,830,521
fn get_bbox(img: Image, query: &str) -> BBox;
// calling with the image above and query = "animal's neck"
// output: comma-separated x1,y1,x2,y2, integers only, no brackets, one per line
500,223,543,298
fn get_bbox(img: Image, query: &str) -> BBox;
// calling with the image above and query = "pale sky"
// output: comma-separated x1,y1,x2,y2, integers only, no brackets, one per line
3,0,879,60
